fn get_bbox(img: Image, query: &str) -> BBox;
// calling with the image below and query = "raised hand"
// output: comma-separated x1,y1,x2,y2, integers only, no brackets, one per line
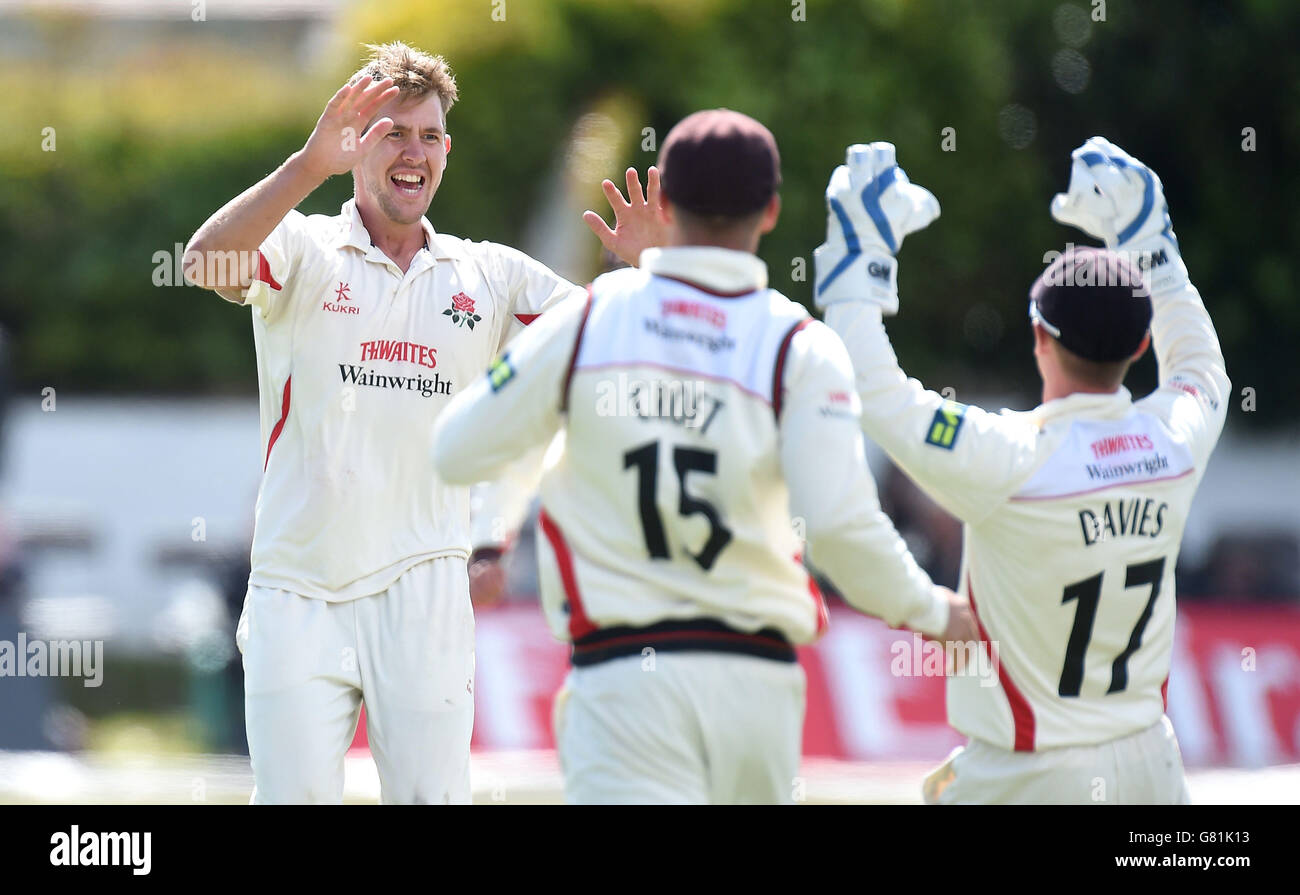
298,76,402,181
813,142,940,313
1051,136,1186,292
1050,136,1174,249
583,166,669,268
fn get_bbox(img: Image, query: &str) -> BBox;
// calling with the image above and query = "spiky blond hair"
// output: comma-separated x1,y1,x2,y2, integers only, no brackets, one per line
350,41,458,113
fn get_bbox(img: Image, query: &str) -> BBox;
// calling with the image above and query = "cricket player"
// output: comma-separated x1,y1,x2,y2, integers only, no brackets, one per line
432,110,974,804
182,43,652,803
813,138,1229,803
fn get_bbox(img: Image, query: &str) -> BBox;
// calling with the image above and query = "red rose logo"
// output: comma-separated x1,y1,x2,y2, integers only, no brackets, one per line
444,292,481,329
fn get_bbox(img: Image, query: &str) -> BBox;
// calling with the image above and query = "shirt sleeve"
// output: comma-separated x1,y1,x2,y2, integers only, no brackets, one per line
467,441,550,551
1133,278,1230,468
480,242,587,354
779,321,949,637
823,302,1041,525
238,209,312,320
433,290,589,486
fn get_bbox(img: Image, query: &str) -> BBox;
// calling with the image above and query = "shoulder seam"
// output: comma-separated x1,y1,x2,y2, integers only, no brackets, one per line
561,286,596,414
772,316,815,423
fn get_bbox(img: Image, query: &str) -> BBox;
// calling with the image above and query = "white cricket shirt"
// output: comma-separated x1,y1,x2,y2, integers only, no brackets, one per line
433,246,948,646
238,199,583,601
827,269,1230,750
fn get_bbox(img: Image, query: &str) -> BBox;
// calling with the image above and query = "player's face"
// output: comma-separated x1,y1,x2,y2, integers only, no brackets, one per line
356,93,450,226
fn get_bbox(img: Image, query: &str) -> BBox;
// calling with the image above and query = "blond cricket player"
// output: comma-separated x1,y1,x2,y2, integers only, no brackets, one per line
813,138,1230,804
181,43,662,804
433,110,974,805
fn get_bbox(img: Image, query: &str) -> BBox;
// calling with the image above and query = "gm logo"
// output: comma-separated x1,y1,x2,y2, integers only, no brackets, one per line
925,400,967,449
488,353,515,392
1137,248,1168,270
867,261,892,280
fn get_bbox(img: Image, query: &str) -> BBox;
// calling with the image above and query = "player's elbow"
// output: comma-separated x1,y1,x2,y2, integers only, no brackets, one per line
1216,364,1232,406
182,236,211,289
182,234,253,294
798,509,856,556
803,505,909,563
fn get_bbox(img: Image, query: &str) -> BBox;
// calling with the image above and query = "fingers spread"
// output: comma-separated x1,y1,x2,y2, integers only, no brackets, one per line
358,80,399,116
601,178,631,212
344,77,393,118
646,166,661,207
625,168,644,206
361,75,395,98
582,210,617,249
358,117,394,154
327,81,355,110
369,85,401,112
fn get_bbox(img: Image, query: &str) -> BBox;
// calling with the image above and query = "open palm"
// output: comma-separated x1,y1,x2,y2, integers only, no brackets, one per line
583,166,670,267
299,76,402,180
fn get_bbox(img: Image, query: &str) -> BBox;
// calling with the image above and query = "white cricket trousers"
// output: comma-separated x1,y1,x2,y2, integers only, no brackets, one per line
553,652,806,804
925,715,1191,805
236,556,475,804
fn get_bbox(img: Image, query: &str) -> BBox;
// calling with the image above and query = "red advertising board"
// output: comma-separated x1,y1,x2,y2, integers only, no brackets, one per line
352,602,1300,767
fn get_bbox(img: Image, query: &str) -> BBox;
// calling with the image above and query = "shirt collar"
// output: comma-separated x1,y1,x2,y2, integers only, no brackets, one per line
339,198,439,256
639,246,768,296
1031,387,1135,425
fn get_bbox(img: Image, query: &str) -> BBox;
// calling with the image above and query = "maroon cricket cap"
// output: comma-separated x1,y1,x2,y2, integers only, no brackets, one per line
658,109,781,217
1029,246,1153,363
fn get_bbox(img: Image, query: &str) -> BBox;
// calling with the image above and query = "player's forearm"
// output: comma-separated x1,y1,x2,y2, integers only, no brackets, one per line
779,341,947,635
433,386,535,485
806,514,947,636
434,426,524,485
433,358,563,486
468,440,549,549
184,151,325,291
824,303,942,460
1149,278,1230,409
437,296,584,484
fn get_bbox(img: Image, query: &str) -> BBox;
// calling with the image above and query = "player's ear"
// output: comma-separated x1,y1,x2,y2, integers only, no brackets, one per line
759,194,781,234
1131,330,1151,362
444,133,451,156
1031,323,1052,357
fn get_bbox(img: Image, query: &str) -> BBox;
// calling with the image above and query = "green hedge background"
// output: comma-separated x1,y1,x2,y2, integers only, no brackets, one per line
1,0,1294,423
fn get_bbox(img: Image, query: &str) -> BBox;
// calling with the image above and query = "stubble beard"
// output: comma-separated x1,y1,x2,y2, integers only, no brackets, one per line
364,166,432,226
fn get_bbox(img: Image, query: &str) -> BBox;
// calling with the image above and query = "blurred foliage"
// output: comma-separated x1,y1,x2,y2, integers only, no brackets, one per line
85,712,204,756
0,0,1295,424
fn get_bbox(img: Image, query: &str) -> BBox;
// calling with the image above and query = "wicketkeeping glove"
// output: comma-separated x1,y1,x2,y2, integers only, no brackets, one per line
1050,136,1188,294
813,142,939,314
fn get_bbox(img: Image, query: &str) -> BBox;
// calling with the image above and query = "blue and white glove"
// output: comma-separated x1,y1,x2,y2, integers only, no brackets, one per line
1050,136,1187,294
813,142,939,314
